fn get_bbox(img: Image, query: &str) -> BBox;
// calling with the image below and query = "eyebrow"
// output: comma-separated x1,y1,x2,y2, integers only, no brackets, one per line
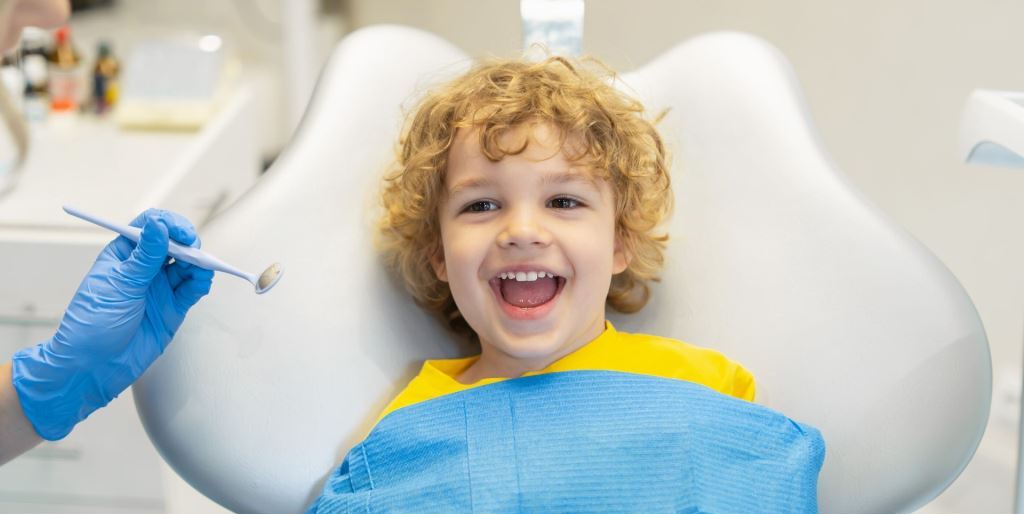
448,170,600,197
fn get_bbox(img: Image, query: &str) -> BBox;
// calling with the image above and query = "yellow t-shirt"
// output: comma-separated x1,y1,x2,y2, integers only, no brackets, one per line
376,320,756,422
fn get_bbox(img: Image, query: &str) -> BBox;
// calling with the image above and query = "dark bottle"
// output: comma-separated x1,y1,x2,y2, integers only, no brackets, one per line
91,41,119,114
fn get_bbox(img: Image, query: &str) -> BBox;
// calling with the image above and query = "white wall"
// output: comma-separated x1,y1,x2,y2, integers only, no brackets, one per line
345,1,1024,512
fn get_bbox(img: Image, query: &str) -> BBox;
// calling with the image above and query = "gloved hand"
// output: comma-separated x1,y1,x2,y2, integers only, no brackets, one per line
10,209,215,440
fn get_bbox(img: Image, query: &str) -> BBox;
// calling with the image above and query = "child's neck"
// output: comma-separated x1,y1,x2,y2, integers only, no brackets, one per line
455,319,607,385
456,355,549,385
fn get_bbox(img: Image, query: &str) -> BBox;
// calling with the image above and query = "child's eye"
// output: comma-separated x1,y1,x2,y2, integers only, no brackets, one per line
464,200,498,213
549,197,582,209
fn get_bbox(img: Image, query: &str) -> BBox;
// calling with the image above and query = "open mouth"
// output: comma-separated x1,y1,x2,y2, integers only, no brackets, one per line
489,275,567,320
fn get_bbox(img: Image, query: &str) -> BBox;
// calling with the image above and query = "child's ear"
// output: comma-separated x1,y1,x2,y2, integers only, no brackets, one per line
429,245,448,282
612,236,631,275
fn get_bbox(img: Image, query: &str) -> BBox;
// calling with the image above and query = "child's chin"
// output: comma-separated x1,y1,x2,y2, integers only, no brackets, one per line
496,334,567,360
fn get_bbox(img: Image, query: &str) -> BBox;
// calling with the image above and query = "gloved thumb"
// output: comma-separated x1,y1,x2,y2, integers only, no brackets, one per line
114,214,170,293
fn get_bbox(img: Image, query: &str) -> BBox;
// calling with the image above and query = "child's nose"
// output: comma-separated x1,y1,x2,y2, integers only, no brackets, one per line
496,207,552,249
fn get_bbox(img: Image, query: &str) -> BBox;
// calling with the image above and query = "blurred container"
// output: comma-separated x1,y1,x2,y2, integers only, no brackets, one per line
47,26,82,112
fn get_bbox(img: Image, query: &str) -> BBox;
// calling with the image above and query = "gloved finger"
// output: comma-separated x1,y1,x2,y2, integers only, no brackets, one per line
106,235,136,261
166,259,200,289
127,208,160,228
157,210,199,248
108,209,201,261
173,267,214,311
113,214,169,292
103,208,160,261
127,209,198,246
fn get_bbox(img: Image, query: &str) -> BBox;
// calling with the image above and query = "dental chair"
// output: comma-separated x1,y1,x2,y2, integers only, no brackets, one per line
132,25,991,514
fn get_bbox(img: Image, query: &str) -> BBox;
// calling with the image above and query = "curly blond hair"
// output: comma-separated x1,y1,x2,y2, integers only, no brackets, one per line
375,55,673,344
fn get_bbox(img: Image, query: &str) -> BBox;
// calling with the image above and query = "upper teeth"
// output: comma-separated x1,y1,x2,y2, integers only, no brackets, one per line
499,271,556,281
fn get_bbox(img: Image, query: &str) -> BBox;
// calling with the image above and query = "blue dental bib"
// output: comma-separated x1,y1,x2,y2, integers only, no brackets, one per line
306,370,825,513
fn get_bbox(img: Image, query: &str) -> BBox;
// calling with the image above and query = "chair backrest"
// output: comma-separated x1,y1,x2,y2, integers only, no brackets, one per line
134,25,991,514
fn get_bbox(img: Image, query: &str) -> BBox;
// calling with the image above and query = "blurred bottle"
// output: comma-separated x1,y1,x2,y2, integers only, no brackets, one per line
91,41,119,114
20,28,50,121
47,26,81,112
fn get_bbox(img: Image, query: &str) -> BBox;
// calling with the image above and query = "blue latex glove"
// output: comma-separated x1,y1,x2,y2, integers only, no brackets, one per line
10,209,215,440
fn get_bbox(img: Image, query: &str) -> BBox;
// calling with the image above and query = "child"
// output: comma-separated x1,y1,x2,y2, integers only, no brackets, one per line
372,54,755,417
305,55,823,513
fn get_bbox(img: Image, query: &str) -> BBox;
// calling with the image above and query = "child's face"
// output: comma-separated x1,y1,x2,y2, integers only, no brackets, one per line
430,123,630,372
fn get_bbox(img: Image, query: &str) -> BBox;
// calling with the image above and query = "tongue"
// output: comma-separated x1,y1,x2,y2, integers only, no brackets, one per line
501,277,559,308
